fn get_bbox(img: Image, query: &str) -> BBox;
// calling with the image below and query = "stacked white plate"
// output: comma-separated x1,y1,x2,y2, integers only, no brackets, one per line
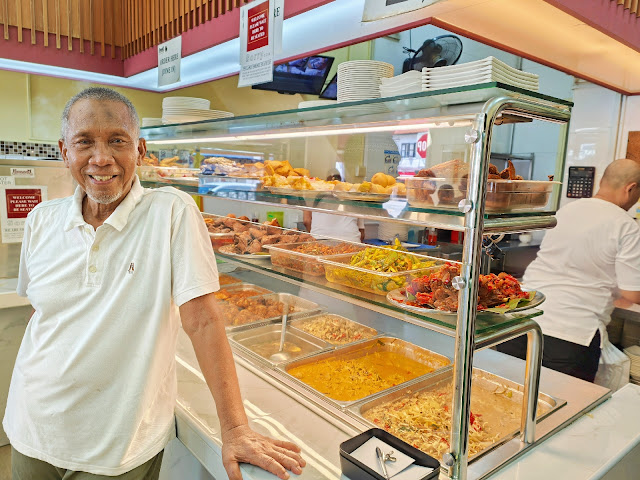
141,117,163,127
337,60,394,103
380,70,423,98
422,56,539,92
161,96,234,124
624,345,640,381
162,96,210,110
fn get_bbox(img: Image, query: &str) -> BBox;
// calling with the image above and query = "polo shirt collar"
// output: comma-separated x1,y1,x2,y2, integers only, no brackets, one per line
63,175,144,232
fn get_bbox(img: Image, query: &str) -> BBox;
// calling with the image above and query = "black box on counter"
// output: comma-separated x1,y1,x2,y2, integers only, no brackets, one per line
339,428,440,480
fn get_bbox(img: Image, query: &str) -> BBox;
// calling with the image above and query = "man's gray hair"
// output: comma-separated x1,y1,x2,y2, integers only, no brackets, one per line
60,87,140,141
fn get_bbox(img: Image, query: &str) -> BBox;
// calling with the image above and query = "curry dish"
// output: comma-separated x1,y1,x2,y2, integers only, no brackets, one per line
288,349,445,402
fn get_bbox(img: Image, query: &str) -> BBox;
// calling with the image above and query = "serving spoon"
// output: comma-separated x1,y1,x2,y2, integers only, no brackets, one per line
270,298,291,363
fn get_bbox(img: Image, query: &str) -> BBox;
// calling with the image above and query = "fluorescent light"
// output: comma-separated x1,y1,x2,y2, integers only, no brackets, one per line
145,119,473,144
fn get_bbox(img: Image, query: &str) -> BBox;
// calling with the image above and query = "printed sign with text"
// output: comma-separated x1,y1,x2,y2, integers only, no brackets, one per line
158,36,182,87
238,0,275,88
362,0,445,22
0,186,47,243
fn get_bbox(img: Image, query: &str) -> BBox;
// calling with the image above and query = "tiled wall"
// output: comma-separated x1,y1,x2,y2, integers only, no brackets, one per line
0,141,60,159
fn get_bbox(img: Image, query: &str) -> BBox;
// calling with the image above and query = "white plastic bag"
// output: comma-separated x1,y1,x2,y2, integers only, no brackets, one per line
594,331,630,392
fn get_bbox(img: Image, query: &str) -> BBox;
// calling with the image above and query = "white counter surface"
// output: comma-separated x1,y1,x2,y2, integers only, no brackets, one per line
174,328,640,480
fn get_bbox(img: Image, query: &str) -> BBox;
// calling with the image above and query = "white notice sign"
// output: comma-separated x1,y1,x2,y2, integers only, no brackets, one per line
0,186,47,243
238,0,274,88
0,176,15,185
273,0,284,55
158,36,182,87
362,0,445,22
10,167,35,178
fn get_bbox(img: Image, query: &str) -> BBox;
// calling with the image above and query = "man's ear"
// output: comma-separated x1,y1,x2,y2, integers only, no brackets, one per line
136,138,147,166
58,139,69,167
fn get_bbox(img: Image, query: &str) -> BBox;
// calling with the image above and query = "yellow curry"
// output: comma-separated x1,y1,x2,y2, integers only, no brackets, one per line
288,351,437,402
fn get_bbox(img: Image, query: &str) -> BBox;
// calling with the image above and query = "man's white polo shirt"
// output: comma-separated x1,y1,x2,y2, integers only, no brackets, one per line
4,176,219,475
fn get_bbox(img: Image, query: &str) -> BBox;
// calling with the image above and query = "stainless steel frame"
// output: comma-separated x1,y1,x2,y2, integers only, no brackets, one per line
447,96,571,480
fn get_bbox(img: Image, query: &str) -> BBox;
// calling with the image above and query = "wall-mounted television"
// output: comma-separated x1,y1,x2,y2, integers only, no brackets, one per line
319,73,337,100
252,55,334,95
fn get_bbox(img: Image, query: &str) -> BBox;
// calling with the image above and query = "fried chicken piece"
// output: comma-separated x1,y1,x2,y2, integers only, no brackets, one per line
238,215,250,221
488,163,499,175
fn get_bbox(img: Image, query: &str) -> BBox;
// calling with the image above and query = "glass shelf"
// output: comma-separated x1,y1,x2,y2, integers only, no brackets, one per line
141,180,558,233
141,83,572,145
215,252,542,337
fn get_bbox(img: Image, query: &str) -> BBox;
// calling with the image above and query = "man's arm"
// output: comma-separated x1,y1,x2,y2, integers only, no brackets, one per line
302,211,312,233
180,293,305,480
619,289,640,305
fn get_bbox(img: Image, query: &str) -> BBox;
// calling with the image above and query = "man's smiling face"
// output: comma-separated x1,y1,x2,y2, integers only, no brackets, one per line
59,98,145,208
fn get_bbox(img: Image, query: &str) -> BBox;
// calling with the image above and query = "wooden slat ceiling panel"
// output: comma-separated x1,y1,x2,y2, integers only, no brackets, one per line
0,0,247,60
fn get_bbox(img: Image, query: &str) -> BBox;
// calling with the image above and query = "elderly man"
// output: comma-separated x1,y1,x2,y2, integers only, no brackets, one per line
498,158,640,382
4,87,305,480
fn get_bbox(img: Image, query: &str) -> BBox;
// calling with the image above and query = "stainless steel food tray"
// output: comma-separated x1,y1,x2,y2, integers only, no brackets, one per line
277,336,451,410
289,313,379,346
215,283,273,299
224,292,324,332
347,367,566,462
229,323,334,367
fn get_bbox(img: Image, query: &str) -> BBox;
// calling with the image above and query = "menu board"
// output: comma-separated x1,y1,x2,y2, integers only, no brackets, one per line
0,186,47,243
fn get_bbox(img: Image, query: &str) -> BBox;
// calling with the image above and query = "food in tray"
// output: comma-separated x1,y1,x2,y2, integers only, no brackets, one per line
262,174,335,192
323,239,439,295
218,274,241,286
404,263,531,312
293,314,376,345
407,159,557,211
205,214,315,255
333,171,406,196
269,241,363,276
362,374,550,460
287,339,448,402
214,287,271,302
218,295,302,327
142,153,160,166
262,160,310,178
248,340,304,358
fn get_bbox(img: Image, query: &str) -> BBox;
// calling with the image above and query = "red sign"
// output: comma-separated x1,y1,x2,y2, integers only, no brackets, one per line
5,188,43,219
416,133,429,158
247,2,269,51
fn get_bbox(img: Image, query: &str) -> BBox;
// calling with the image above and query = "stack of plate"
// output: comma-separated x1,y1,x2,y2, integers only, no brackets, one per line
380,70,423,98
422,56,539,92
337,60,394,103
624,345,640,382
161,96,234,124
141,117,163,127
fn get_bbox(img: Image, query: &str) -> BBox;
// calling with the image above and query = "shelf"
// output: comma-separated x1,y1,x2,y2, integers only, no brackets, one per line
215,252,543,337
141,181,558,233
141,83,572,146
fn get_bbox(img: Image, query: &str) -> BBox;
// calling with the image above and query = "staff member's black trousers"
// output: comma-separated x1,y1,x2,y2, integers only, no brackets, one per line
496,331,601,382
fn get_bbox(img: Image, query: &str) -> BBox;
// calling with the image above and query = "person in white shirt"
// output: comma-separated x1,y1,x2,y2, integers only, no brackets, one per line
302,172,365,243
497,159,640,382
4,88,305,480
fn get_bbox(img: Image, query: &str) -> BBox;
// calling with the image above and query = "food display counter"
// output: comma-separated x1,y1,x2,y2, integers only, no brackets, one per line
140,84,619,479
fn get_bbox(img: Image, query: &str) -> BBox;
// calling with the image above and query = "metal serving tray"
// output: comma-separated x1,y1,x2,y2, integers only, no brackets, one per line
229,323,334,367
347,367,566,462
289,313,379,346
224,292,324,332
278,336,451,410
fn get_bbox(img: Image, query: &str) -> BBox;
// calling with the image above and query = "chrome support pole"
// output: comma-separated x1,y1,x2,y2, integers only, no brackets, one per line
446,96,567,480
475,319,543,444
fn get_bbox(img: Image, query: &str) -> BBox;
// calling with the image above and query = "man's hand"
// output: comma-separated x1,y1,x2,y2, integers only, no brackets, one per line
222,424,305,480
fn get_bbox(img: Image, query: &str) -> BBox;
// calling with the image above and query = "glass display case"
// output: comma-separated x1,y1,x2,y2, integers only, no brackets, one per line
140,83,608,480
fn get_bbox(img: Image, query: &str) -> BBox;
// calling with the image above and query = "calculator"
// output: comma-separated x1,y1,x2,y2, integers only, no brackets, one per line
566,166,595,198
